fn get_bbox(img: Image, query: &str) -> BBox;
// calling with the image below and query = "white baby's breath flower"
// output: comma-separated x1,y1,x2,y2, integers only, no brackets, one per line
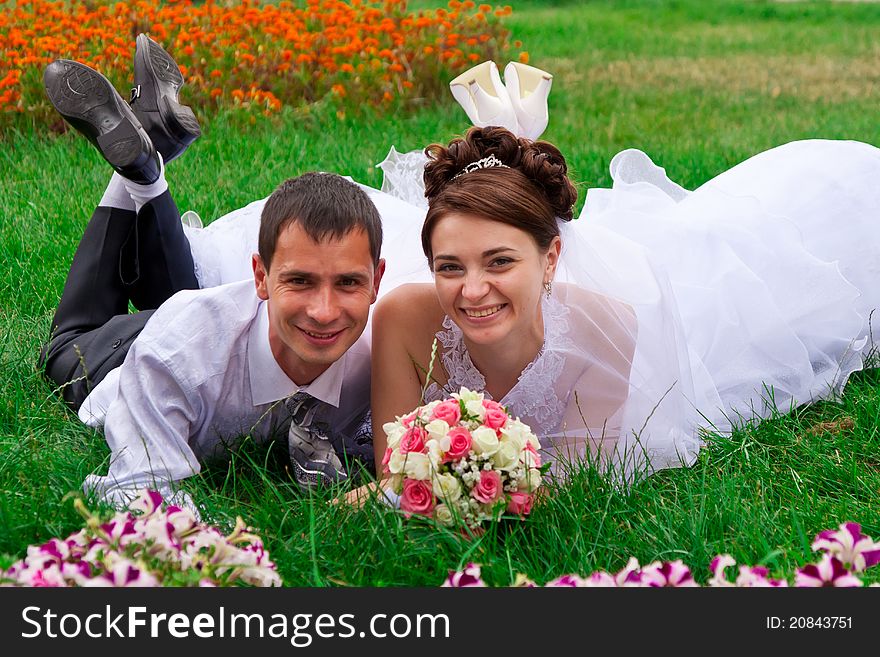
471,426,500,456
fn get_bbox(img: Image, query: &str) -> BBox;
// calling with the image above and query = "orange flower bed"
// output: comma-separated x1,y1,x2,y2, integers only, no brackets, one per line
0,0,517,127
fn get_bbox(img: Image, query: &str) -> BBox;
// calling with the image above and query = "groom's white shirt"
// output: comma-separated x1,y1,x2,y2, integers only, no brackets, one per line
78,279,370,503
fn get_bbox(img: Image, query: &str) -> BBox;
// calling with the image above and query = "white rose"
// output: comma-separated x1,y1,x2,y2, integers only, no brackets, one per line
425,439,443,469
500,422,527,450
384,422,406,449
386,474,404,494
510,419,541,450
434,504,454,527
470,426,500,456
525,432,541,451
425,419,450,442
388,450,407,475
519,448,540,469
465,399,486,420
519,467,542,492
403,452,433,481
492,440,520,471
454,387,484,405
432,473,462,502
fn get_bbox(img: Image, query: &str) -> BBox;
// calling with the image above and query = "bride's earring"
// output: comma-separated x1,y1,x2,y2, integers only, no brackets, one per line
449,61,519,134
503,61,553,140
544,281,552,298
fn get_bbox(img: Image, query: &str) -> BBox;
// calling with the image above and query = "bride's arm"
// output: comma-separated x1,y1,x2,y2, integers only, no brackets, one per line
370,284,441,469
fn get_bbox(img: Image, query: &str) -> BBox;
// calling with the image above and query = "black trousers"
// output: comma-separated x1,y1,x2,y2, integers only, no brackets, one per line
40,191,199,410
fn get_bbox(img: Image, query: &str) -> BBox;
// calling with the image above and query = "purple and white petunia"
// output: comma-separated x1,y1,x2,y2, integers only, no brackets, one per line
734,565,788,588
545,574,588,587
1,489,282,588
794,554,863,587
443,563,486,587
640,560,699,587
812,522,880,573
615,557,645,587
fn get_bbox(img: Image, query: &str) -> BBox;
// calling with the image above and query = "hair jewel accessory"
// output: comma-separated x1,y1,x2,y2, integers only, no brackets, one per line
451,154,510,180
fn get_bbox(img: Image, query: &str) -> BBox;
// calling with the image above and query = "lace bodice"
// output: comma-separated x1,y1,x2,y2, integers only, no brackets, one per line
424,295,574,435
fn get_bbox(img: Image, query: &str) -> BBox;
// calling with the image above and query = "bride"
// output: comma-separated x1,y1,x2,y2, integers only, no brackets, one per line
369,123,880,481
111,55,880,480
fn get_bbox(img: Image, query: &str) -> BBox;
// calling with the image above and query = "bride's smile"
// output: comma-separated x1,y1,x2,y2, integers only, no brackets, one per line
429,211,554,352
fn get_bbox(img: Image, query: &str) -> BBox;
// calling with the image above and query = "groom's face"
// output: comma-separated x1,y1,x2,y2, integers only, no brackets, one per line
253,221,385,385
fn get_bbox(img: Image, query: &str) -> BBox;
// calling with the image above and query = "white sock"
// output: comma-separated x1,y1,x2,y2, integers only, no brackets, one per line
123,154,169,213
98,173,136,211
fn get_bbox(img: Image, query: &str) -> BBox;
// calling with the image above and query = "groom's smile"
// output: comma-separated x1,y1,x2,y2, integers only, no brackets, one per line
253,221,384,386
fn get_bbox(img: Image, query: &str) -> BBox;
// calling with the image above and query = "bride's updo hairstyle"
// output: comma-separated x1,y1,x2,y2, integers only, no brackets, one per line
421,126,577,262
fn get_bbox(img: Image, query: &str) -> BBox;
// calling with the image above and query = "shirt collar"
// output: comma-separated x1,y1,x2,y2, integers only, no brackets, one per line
247,301,347,408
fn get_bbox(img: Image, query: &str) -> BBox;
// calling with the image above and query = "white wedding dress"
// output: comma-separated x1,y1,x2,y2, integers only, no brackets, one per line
181,139,880,479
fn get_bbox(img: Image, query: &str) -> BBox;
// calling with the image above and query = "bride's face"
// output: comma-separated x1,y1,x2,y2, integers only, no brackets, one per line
430,212,560,346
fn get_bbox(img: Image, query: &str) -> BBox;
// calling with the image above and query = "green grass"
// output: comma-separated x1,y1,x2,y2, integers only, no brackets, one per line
2,0,879,586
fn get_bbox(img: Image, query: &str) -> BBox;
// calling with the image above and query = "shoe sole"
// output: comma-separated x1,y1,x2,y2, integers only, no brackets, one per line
44,60,152,171
136,35,201,148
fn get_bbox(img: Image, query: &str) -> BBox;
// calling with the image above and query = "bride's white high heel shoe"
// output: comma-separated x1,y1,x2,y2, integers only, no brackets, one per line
503,61,553,140
449,61,519,133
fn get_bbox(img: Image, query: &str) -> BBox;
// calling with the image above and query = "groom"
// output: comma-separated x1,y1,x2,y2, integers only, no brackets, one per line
40,38,384,509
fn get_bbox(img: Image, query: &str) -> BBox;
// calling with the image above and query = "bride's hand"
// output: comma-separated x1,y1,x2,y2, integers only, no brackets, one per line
334,479,391,508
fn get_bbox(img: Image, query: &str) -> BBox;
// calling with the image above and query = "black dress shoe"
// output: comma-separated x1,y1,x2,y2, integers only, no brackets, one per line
131,34,201,163
44,60,161,184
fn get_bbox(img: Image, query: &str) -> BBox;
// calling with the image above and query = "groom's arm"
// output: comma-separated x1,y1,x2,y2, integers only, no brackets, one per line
83,338,203,506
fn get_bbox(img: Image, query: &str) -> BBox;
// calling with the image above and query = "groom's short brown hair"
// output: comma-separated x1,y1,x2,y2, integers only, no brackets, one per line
259,172,382,270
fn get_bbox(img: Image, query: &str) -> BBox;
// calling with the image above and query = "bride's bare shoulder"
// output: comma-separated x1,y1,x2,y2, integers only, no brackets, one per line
374,284,445,333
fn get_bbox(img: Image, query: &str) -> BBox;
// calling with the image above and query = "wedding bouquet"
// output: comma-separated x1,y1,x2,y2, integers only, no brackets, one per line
380,387,543,529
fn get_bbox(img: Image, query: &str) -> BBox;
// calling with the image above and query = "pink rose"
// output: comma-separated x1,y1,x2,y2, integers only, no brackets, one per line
401,411,417,427
507,491,534,516
431,400,462,426
381,447,392,475
399,426,428,454
444,427,472,462
482,399,505,414
471,470,503,504
400,478,435,517
482,401,508,431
